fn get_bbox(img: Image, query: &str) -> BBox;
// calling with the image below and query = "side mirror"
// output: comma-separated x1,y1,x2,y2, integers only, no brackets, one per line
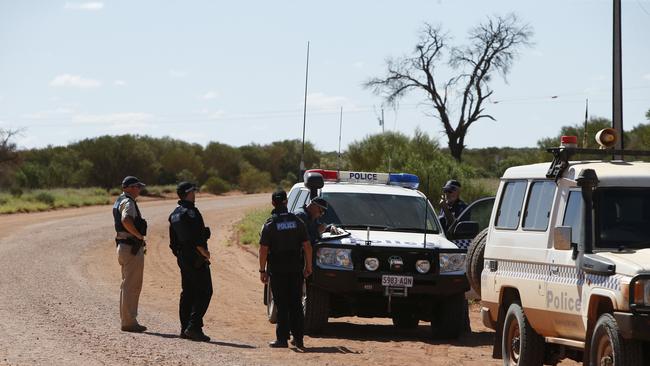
553,226,572,250
453,221,479,240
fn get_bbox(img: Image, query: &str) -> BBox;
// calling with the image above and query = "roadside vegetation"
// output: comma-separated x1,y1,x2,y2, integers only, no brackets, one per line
1,115,650,214
234,208,269,246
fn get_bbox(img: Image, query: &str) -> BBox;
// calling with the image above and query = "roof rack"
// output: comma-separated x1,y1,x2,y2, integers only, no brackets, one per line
545,148,650,180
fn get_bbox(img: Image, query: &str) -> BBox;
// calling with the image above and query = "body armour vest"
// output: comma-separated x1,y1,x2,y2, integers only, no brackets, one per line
267,212,305,272
113,194,147,236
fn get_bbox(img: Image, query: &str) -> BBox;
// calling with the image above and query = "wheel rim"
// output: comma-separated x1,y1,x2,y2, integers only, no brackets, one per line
595,332,614,366
505,317,521,366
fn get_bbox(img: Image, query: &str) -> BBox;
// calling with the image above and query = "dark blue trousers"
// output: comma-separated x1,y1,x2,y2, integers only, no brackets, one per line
270,271,304,341
178,258,213,332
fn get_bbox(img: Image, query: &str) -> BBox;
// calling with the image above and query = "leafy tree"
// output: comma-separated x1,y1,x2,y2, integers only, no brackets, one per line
203,142,242,184
72,135,159,189
537,117,612,149
366,14,533,162
238,161,271,194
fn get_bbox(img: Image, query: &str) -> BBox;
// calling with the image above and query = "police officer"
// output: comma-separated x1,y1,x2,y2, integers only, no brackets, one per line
113,176,148,333
438,179,468,231
259,190,312,348
293,197,329,245
169,182,213,342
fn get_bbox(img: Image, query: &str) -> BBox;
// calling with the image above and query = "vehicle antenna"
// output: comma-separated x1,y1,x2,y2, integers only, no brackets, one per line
423,174,430,249
583,98,589,147
338,106,343,171
299,41,310,181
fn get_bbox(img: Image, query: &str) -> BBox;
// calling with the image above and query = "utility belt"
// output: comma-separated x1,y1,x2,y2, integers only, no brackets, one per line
116,237,145,255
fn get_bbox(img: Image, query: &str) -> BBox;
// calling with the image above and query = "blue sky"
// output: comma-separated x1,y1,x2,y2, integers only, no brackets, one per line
1,0,649,152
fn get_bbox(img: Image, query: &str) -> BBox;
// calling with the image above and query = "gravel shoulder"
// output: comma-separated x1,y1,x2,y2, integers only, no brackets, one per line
0,193,577,365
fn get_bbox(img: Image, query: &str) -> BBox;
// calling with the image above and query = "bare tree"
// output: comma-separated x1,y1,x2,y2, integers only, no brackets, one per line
0,128,21,186
365,14,532,162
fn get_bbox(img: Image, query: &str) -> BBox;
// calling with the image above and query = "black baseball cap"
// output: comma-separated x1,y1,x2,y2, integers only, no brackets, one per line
309,197,328,210
442,179,461,193
271,190,287,203
122,176,145,188
177,181,199,196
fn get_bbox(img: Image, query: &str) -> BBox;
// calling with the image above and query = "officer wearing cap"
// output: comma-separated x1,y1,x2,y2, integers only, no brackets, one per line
293,197,329,245
113,176,148,332
259,190,312,348
438,179,468,231
168,181,213,342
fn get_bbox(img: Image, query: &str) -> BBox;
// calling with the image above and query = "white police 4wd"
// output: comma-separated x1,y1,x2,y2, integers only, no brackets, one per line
468,136,650,365
263,169,481,338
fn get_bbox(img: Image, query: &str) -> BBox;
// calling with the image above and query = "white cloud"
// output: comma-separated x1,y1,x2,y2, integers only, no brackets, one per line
169,69,188,78
64,2,104,11
644,73,650,81
208,110,225,119
22,107,75,119
50,74,102,88
113,80,127,86
201,91,219,100
73,112,155,130
306,92,357,112
353,61,365,69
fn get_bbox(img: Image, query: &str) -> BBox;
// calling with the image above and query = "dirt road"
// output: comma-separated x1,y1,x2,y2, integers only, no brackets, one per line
0,194,577,365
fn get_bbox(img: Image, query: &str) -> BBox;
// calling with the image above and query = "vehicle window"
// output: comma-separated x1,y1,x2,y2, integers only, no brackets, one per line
457,197,495,232
293,189,310,211
495,181,527,229
286,187,300,211
523,181,556,231
595,188,650,249
320,192,440,233
563,191,584,246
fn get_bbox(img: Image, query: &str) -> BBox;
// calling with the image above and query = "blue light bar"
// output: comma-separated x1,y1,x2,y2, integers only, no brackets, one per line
388,173,419,189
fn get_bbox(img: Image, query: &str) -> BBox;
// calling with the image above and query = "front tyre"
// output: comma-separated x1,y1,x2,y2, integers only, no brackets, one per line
303,282,329,334
502,302,544,366
431,293,465,339
266,283,277,324
589,313,642,366
392,312,419,329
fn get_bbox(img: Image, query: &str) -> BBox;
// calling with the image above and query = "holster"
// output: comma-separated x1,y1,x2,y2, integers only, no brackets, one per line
115,237,144,255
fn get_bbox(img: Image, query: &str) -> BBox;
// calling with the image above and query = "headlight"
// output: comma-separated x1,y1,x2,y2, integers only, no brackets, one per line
364,257,379,271
416,260,431,274
439,253,466,273
317,248,353,270
631,278,650,307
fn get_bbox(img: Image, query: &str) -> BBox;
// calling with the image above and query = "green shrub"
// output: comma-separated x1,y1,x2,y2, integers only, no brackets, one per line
203,176,231,195
238,162,272,194
10,187,22,197
34,192,55,205
236,208,270,245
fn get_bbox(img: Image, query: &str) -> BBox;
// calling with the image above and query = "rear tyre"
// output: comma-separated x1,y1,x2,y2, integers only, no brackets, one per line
466,228,488,297
392,312,419,329
589,313,642,366
502,302,544,366
303,283,329,334
431,293,465,339
266,283,277,324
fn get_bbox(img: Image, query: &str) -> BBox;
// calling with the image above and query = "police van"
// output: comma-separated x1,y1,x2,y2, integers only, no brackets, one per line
466,132,650,365
263,169,483,338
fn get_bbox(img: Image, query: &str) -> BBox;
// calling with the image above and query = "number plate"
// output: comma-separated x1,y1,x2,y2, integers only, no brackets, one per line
381,275,413,288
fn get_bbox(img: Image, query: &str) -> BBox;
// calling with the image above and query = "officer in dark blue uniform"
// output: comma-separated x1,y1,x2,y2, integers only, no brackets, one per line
259,190,312,348
169,182,213,342
293,197,328,246
438,180,468,231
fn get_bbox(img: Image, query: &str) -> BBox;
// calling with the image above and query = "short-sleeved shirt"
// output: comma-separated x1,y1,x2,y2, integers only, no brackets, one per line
260,207,309,273
293,206,321,245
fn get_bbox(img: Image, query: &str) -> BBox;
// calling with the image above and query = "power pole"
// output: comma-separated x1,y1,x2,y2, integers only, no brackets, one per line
613,0,624,153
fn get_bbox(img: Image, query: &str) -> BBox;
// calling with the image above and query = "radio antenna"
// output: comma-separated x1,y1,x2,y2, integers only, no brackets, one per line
337,106,343,171
299,41,310,181
423,174,430,248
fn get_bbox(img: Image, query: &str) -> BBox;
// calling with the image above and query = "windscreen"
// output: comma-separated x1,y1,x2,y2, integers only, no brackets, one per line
320,192,440,233
596,188,650,249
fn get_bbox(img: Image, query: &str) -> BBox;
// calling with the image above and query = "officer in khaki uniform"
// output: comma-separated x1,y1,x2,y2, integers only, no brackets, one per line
169,182,213,342
259,190,312,348
113,176,148,332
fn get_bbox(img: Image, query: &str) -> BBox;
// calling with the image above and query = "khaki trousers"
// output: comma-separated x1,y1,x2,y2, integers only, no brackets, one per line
117,244,144,327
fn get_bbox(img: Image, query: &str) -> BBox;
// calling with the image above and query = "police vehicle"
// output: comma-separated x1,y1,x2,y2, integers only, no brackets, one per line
466,131,650,365
263,169,483,338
